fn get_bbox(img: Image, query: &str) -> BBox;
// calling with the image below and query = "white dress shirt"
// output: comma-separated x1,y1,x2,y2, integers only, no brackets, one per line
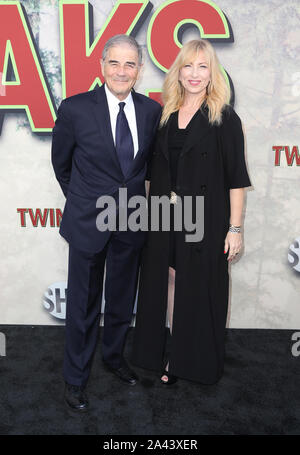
104,84,139,158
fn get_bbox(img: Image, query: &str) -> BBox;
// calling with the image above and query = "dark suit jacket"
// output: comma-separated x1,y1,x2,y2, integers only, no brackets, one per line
51,85,162,253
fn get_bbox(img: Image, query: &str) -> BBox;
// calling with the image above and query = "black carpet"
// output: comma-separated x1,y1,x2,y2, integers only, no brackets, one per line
0,326,299,435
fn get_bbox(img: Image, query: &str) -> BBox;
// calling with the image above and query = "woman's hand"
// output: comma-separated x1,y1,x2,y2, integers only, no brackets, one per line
224,232,242,261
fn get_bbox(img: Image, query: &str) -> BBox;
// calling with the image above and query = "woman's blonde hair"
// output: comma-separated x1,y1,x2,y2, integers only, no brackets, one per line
160,39,230,126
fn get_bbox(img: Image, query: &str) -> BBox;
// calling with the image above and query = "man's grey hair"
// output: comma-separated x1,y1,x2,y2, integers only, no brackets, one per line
102,34,143,66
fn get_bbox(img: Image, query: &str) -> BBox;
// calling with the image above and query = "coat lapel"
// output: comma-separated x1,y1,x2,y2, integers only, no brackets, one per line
180,106,214,158
157,107,214,161
157,113,173,161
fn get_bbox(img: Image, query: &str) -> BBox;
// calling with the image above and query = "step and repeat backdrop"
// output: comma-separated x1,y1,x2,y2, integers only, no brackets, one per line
0,0,300,327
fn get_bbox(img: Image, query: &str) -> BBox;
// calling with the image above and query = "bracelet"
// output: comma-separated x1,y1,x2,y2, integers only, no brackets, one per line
229,224,242,233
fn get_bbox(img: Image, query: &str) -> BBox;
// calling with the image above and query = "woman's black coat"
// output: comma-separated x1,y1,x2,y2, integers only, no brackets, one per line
131,105,251,384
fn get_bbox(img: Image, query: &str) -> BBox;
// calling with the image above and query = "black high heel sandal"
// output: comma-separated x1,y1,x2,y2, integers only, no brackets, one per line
160,368,177,385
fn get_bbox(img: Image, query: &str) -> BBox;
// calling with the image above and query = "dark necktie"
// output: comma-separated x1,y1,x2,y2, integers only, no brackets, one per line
115,102,134,176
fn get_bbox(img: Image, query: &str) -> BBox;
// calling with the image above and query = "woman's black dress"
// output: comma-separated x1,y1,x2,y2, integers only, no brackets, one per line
131,105,251,384
168,110,198,269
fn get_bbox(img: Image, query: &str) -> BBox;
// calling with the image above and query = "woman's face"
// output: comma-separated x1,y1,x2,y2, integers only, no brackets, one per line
178,50,211,98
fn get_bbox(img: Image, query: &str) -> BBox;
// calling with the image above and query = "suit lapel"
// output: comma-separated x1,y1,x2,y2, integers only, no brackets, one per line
92,85,123,176
124,90,148,179
132,90,146,157
93,86,149,179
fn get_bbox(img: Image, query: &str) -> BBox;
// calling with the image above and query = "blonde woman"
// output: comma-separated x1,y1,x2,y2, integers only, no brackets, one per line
132,39,251,385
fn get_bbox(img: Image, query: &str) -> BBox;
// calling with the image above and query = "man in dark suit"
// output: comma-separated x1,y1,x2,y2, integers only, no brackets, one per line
51,34,161,412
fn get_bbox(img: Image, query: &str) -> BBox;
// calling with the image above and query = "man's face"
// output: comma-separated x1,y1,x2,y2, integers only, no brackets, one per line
101,44,141,100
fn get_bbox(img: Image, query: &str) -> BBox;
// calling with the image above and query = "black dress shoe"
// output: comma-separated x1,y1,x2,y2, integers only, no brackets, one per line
103,360,139,386
64,383,89,412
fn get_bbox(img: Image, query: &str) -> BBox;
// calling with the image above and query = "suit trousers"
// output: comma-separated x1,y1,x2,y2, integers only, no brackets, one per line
63,232,141,387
